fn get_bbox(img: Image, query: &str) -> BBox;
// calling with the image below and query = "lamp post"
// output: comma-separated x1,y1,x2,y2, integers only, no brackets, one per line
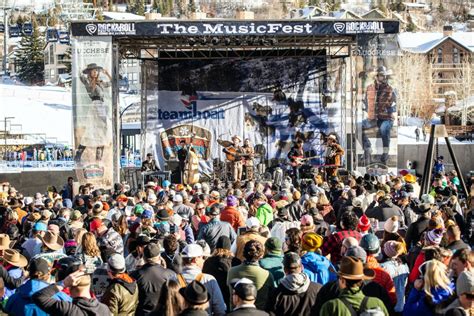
3,116,14,158
120,102,137,156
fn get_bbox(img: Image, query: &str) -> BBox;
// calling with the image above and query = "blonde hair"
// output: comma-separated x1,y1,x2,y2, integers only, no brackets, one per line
82,232,101,257
75,228,87,246
317,193,330,206
423,259,452,299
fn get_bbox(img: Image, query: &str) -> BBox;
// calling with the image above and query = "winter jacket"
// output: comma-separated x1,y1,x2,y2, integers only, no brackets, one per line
131,262,177,316
365,200,404,223
227,261,274,310
181,265,226,316
4,279,72,316
228,305,269,316
405,215,430,250
233,231,267,262
259,253,285,286
446,240,471,253
32,283,111,316
256,203,274,227
220,206,245,231
197,218,236,252
265,272,321,316
320,286,389,316
160,250,183,274
366,256,397,306
314,280,393,316
202,255,239,311
101,275,139,316
173,203,194,222
381,258,409,312
403,283,456,316
286,201,304,222
300,251,336,285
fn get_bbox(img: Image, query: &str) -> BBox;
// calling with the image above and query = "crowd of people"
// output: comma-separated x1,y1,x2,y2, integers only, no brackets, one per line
3,147,73,162
0,168,472,316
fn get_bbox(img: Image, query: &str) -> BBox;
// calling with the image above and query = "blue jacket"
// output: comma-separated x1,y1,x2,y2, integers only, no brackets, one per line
403,283,455,316
300,251,336,285
4,279,72,316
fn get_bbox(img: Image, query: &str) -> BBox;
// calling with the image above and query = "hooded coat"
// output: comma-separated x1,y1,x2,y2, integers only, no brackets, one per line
300,251,337,285
101,275,139,316
403,283,456,316
32,283,111,316
265,272,321,316
5,279,72,316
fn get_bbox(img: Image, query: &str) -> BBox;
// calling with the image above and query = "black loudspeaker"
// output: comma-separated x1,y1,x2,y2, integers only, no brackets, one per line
170,169,181,184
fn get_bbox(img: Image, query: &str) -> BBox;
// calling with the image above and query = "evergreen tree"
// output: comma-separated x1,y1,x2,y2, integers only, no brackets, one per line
63,45,72,74
15,18,44,85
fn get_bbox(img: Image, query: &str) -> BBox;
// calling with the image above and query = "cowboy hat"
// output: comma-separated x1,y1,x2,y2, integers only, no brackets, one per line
82,63,103,74
39,231,64,251
231,135,242,142
0,234,11,250
338,256,375,280
3,249,28,268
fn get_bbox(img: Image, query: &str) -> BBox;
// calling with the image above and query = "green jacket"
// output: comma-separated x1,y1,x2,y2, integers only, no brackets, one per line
256,203,273,227
101,278,139,316
320,286,389,316
227,262,274,310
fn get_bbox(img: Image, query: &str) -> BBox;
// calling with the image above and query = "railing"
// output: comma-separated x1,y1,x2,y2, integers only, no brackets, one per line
432,78,465,84
431,63,465,69
0,160,75,171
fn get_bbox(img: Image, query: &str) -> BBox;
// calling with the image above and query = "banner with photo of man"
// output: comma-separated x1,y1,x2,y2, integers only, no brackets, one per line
354,34,400,175
72,37,114,187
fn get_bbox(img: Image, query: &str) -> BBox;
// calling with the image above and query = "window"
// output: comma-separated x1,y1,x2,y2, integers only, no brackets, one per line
44,51,49,65
437,48,443,63
49,45,54,64
129,72,139,85
58,68,67,74
50,69,55,78
453,47,459,64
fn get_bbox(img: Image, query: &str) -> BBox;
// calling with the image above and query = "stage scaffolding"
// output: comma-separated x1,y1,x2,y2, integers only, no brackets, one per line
71,19,400,182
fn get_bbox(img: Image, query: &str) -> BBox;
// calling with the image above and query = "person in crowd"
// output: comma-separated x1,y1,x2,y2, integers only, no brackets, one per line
450,249,473,281
161,234,184,274
91,218,124,255
179,243,226,316
4,257,72,316
259,237,285,287
228,278,269,316
380,240,409,313
321,211,362,264
320,256,389,315
101,253,138,315
32,269,111,315
156,279,185,316
173,194,194,223
445,270,474,316
76,232,103,274
265,252,321,316
404,259,456,315
202,236,238,311
2,248,27,299
220,195,245,232
233,217,267,262
227,240,274,310
405,203,432,250
197,205,236,252
252,193,273,227
446,225,470,253
179,280,210,316
132,243,177,315
21,222,47,260
300,232,336,285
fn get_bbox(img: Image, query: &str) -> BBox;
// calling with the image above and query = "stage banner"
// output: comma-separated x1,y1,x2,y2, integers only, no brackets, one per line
354,34,400,175
144,57,344,177
72,37,114,188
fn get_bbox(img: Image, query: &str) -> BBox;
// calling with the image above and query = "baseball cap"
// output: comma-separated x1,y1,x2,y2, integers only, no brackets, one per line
142,209,154,219
283,252,301,269
232,278,257,301
70,210,82,221
33,222,47,232
245,217,261,229
205,205,220,216
182,244,204,258
144,243,161,259
147,193,157,202
108,254,126,273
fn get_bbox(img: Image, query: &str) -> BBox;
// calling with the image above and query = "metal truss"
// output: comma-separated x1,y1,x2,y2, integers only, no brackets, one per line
116,34,354,60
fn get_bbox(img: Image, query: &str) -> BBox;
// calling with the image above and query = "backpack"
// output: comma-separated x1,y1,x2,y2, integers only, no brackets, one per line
177,273,204,288
339,296,385,316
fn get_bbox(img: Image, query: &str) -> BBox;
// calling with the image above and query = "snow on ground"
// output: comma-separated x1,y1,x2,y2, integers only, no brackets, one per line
398,125,474,145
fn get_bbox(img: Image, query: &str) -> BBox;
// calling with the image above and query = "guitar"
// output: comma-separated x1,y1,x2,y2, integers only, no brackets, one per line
225,146,251,162
290,155,320,167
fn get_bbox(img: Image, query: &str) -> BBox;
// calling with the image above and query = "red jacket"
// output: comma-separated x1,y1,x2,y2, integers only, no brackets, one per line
220,206,245,231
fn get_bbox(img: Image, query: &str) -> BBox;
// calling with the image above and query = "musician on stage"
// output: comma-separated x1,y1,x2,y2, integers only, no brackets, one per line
287,139,304,185
325,134,344,178
242,138,255,180
223,135,244,182
141,153,159,184
177,140,188,183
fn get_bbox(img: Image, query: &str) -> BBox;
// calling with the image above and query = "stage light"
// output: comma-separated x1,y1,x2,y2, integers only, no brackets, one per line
200,37,207,45
269,38,278,46
234,37,241,45
211,37,219,45
188,38,196,46
224,38,231,46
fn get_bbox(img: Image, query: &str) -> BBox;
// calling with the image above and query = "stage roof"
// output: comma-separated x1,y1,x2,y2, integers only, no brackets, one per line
71,19,399,60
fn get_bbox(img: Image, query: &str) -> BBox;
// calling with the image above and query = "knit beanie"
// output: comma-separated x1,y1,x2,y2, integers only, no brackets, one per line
384,216,399,233
226,195,238,207
357,215,371,232
383,240,402,258
425,228,443,245
301,233,323,252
